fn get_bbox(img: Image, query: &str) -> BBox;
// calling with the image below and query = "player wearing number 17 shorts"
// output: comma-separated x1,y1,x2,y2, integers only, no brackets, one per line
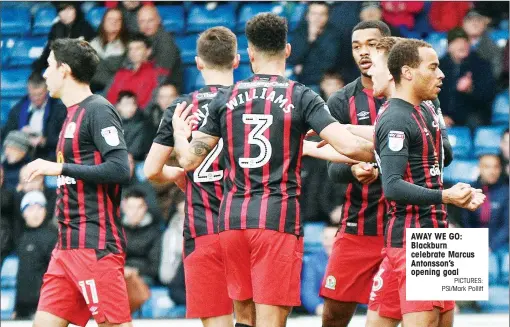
171,13,376,327
144,27,239,327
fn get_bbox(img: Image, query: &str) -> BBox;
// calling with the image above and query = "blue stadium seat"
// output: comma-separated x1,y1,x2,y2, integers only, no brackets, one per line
1,99,19,127
186,3,235,33
140,287,177,318
234,64,252,82
500,251,509,285
443,159,479,184
1,288,16,320
237,34,249,63
447,127,472,159
474,125,507,157
33,6,57,35
175,35,198,65
45,176,58,189
489,29,509,48
289,3,307,31
1,7,31,36
183,67,205,94
1,256,19,288
478,285,509,312
86,7,107,30
1,38,17,67
492,90,509,125
9,38,47,67
303,222,325,253
158,5,185,34
1,69,31,98
237,3,285,32
426,32,448,59
135,162,146,182
489,251,499,285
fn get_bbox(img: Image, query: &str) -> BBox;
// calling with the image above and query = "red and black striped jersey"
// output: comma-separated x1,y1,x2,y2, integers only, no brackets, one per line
375,98,448,248
327,77,387,236
154,85,225,240
55,95,127,253
199,74,336,236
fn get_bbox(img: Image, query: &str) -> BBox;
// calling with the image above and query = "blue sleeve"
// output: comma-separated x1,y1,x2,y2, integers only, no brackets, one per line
300,254,324,314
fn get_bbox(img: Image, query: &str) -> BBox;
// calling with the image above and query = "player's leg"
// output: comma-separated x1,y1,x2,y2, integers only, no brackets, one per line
250,230,303,327
98,322,133,327
218,230,256,326
322,299,357,327
365,309,401,327
201,314,234,327
32,311,69,327
438,309,454,327
255,303,291,327
402,309,440,327
234,299,256,326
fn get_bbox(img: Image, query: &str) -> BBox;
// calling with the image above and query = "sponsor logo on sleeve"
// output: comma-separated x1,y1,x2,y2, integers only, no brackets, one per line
388,131,405,152
101,126,120,146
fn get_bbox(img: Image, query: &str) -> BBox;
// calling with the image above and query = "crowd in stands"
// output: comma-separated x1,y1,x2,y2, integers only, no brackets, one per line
0,0,508,319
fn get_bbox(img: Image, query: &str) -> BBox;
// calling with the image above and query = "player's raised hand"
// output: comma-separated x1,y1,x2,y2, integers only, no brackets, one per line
464,190,486,211
351,162,379,184
442,182,473,207
24,158,63,182
172,101,194,139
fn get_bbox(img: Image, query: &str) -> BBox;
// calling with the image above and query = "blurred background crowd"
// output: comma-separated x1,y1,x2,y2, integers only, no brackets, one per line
0,0,508,320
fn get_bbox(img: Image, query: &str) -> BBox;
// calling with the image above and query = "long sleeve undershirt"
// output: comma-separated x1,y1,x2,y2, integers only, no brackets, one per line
62,149,130,184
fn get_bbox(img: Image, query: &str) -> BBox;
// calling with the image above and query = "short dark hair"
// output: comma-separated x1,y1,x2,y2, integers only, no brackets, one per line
352,20,391,37
28,72,46,88
375,36,406,55
321,70,344,83
117,90,137,103
197,27,237,69
387,39,432,84
129,33,152,48
122,187,147,201
50,38,100,84
246,13,287,56
447,27,469,44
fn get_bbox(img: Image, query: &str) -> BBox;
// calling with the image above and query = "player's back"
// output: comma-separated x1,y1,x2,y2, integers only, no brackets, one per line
202,74,335,235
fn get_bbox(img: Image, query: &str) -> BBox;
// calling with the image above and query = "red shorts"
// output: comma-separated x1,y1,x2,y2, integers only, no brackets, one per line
219,229,304,306
38,249,131,327
183,234,233,318
320,233,384,304
368,247,455,319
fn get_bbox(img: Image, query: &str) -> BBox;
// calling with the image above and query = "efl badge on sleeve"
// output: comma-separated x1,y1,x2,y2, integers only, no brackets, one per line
101,126,120,146
388,131,405,152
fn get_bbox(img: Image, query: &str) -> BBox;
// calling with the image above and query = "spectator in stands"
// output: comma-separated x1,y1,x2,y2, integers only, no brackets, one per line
32,2,95,74
90,7,130,92
2,131,32,191
137,5,183,89
1,73,66,161
106,1,152,34
462,154,508,282
14,191,57,320
145,82,179,130
359,2,401,36
500,129,509,179
320,70,345,100
289,1,341,89
107,34,169,109
301,224,338,315
380,1,424,30
115,91,153,160
428,1,471,32
0,167,17,264
463,10,503,79
438,27,496,128
121,188,162,284
159,196,186,306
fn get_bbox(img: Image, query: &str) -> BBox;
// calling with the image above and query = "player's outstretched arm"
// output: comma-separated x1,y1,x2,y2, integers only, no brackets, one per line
144,143,186,190
174,131,219,171
303,140,360,164
345,125,375,141
319,122,375,162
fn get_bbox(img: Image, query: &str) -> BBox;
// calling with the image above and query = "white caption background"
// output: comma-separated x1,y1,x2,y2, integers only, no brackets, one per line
406,228,488,301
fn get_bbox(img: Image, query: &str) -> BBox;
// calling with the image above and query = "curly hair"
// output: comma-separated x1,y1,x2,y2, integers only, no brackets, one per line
245,13,287,55
387,39,432,84
197,27,237,69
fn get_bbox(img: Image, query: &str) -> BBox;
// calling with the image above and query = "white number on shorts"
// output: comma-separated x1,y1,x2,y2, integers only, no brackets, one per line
239,114,273,168
78,279,99,304
193,138,224,183
369,267,385,301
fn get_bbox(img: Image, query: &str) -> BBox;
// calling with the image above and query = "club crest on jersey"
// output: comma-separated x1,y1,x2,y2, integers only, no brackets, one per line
64,122,76,138
101,126,120,146
388,131,405,152
325,275,336,290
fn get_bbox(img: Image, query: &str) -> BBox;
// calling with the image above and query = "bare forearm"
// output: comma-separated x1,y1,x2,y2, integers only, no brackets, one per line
306,143,359,164
332,136,374,162
174,134,200,171
346,125,375,141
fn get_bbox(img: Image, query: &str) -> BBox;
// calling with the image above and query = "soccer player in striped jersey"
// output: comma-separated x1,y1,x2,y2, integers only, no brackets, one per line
24,39,132,327
371,39,485,327
171,13,375,327
144,27,239,327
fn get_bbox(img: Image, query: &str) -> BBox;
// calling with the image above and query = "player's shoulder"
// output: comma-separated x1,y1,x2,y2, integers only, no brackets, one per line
83,94,118,118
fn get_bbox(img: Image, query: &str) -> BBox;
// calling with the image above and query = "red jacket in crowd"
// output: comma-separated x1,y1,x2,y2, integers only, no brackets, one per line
381,1,424,30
